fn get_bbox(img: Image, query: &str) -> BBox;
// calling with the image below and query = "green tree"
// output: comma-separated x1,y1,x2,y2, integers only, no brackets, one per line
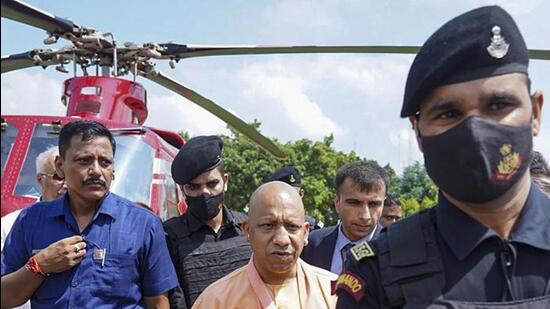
400,197,421,217
398,161,438,216
383,163,401,197
221,129,281,214
221,124,360,226
289,135,361,225
178,130,190,141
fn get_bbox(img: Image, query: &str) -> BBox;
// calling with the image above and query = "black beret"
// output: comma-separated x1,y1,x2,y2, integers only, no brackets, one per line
270,166,301,186
171,135,223,185
401,6,528,117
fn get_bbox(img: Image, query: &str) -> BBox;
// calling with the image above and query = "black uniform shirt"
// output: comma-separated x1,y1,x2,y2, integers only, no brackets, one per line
163,206,247,308
336,184,550,308
164,205,246,267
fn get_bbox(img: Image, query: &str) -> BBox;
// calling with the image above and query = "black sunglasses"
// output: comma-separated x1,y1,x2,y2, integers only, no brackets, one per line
39,173,64,181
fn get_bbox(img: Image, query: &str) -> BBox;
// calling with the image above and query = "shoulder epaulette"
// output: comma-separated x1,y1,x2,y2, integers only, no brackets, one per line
350,241,375,262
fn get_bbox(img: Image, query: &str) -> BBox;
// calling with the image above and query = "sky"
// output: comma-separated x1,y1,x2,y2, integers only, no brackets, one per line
2,0,549,174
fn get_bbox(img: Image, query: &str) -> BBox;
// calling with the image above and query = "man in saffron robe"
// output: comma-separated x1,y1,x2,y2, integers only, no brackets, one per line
192,181,337,309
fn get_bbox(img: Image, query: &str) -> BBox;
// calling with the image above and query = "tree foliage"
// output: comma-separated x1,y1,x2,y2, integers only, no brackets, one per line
180,123,438,225
396,161,438,216
218,122,360,226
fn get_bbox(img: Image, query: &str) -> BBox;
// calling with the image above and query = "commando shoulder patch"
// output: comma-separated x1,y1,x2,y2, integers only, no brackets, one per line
331,271,366,302
350,241,375,262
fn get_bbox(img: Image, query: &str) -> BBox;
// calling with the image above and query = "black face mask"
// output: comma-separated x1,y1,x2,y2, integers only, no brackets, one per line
421,116,532,203
186,192,224,221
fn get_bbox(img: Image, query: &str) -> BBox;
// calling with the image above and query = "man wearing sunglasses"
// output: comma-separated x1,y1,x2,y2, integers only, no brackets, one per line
35,146,67,202
1,146,66,251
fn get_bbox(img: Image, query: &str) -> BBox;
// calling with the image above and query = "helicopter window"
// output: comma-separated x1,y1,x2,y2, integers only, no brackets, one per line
13,125,154,204
14,124,58,197
80,86,101,96
1,121,18,176
165,177,179,219
157,158,179,220
109,135,154,207
75,100,101,114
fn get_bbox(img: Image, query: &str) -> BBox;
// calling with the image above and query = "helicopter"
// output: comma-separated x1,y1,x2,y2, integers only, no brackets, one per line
2,0,549,219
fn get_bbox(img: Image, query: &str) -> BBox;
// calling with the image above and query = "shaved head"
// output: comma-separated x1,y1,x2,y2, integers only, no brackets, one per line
249,181,305,220
244,181,310,284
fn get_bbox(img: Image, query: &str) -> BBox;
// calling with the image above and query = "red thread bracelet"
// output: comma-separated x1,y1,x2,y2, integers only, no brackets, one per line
26,256,49,278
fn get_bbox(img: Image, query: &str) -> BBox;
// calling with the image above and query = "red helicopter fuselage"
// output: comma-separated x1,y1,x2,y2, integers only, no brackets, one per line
1,76,186,220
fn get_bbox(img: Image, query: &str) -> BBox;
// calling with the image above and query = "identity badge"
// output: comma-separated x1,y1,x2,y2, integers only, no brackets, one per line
93,248,106,267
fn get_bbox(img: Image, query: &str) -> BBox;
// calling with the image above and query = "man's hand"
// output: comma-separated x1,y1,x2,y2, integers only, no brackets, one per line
33,235,87,274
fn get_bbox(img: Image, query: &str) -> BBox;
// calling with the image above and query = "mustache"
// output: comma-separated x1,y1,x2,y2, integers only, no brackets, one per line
82,178,106,187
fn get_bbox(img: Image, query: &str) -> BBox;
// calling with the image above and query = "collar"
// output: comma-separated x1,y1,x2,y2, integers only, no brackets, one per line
246,255,276,309
509,183,550,250
186,205,234,233
45,192,117,221
94,192,118,220
45,194,66,218
436,193,495,261
334,223,374,254
247,256,307,309
436,183,550,261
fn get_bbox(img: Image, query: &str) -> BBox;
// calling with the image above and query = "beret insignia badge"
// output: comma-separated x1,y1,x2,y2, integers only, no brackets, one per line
289,174,296,183
487,25,509,59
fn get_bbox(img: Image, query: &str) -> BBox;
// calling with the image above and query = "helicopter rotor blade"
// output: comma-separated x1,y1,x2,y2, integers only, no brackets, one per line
1,0,77,36
158,44,550,61
1,48,78,74
529,49,550,61
1,51,36,73
144,70,287,159
158,44,420,59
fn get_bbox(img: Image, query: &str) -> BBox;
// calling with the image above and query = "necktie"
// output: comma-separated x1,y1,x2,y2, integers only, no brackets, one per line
341,243,355,269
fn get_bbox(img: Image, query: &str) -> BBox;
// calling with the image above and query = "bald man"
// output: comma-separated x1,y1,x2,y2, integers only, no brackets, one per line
193,182,337,309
